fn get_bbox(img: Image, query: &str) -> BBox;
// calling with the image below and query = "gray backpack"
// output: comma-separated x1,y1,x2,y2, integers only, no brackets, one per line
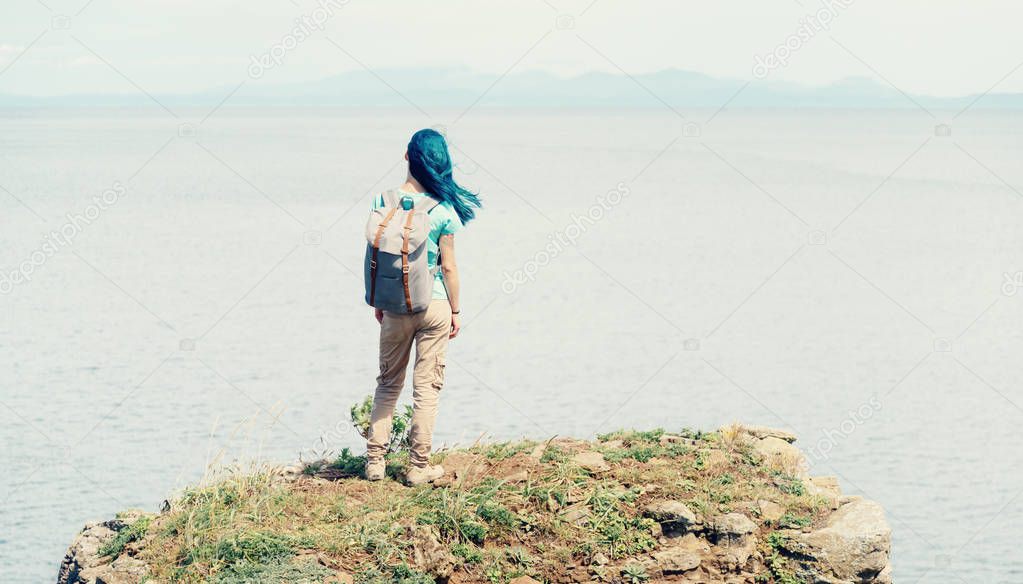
364,190,440,314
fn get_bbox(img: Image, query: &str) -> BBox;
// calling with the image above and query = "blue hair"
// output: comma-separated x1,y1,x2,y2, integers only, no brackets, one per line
407,129,481,225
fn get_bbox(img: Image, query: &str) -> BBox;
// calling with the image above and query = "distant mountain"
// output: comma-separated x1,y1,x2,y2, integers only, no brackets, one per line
1,68,1020,109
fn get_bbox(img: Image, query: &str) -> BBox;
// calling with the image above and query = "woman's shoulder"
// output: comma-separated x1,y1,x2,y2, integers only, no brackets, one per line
427,198,464,233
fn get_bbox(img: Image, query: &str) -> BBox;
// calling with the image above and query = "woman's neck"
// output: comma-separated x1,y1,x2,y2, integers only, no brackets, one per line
401,176,426,194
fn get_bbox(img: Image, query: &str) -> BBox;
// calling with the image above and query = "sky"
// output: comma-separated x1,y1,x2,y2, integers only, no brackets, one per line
0,0,1021,98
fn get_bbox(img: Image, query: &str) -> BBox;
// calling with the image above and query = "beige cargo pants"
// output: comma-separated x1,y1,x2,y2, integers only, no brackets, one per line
367,300,451,467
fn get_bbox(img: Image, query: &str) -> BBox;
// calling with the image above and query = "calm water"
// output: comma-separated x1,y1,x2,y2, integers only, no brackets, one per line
1,108,1022,583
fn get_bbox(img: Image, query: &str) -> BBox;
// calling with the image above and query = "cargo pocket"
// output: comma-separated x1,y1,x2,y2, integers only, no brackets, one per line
432,355,446,390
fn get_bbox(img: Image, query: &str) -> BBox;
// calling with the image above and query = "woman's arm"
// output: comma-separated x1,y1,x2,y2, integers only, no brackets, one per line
439,234,460,339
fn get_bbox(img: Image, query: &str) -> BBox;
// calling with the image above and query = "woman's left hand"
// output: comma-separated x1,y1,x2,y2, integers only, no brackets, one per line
449,313,461,339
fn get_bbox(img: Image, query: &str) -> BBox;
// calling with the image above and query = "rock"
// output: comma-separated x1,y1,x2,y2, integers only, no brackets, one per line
789,498,891,583
809,475,842,498
753,436,801,460
591,552,609,565
810,476,841,494
709,513,757,538
57,513,161,584
274,462,306,483
509,577,542,584
642,500,698,529
808,476,843,509
408,525,455,578
741,425,798,443
757,499,786,522
562,505,591,525
652,547,702,573
652,533,708,574
325,572,354,584
57,522,117,584
715,538,757,568
705,514,759,570
753,436,809,478
658,434,695,446
91,556,149,584
571,451,610,472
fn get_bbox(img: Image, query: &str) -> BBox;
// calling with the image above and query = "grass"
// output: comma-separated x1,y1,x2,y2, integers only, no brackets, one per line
356,564,434,584
99,516,151,558
620,562,649,583
304,447,368,477
776,512,812,529
469,440,538,462
109,422,828,583
760,532,804,584
211,559,332,583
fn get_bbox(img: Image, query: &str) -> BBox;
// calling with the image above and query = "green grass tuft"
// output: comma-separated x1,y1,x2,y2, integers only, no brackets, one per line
99,517,151,558
185,530,298,568
212,559,332,584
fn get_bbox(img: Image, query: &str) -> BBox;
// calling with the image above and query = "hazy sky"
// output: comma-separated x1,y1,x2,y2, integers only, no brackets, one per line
1,0,1021,97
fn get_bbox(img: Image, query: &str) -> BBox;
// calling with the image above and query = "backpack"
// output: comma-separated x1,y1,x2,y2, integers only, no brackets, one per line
364,190,440,314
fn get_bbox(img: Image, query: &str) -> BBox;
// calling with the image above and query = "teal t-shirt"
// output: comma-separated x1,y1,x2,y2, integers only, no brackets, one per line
372,190,463,299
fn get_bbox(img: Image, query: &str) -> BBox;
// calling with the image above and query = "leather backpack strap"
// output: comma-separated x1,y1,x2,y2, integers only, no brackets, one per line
373,207,398,249
400,210,416,312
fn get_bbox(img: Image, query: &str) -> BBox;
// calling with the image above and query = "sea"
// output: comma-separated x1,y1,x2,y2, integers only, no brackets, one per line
1,107,1021,582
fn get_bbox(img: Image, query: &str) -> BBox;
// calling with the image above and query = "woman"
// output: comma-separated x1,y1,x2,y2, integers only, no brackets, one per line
365,129,481,485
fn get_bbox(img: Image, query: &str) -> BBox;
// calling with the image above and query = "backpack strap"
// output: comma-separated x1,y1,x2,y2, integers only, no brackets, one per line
368,204,399,306
418,196,441,213
400,209,416,313
420,196,443,275
381,189,399,208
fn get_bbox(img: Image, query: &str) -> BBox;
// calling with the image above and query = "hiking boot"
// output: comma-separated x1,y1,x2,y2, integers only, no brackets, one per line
404,464,444,486
365,459,385,481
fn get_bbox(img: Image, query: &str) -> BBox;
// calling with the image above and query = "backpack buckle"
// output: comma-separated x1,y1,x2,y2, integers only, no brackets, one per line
369,260,377,269
402,265,410,274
